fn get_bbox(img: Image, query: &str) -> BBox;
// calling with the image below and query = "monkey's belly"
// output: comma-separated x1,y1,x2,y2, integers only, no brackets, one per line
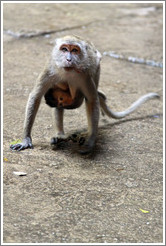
44,87,84,109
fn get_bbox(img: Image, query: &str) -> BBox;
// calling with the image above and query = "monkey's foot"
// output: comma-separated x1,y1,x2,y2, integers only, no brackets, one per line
79,143,94,155
10,137,33,151
51,133,85,145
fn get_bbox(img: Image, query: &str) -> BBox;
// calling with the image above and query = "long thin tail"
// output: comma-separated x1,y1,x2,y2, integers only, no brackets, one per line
98,91,160,119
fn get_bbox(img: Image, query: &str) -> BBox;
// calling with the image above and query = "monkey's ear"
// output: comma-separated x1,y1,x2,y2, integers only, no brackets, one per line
96,50,102,61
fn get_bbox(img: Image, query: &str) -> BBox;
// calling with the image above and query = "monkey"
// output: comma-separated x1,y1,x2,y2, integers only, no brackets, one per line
10,35,159,154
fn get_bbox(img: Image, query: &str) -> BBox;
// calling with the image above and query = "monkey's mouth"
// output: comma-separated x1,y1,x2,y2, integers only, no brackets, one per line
64,67,82,74
64,67,75,71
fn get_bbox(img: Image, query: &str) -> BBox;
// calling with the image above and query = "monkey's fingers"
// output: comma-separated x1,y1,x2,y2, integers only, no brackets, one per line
10,143,22,150
51,137,59,145
51,137,67,145
78,137,85,145
10,143,33,151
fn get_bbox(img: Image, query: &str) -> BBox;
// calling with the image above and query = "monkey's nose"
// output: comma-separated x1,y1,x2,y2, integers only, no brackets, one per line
67,58,72,62
66,53,72,62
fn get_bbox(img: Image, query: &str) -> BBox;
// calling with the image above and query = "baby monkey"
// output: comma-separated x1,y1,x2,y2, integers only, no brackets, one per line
10,35,159,154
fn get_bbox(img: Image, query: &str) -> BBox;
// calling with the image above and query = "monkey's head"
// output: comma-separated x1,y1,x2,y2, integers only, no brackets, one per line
51,35,101,72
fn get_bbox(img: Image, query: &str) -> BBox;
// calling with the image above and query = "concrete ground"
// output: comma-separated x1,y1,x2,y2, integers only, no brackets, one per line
3,2,163,244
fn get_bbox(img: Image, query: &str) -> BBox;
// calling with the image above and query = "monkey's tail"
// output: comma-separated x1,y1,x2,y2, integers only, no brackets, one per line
98,91,160,119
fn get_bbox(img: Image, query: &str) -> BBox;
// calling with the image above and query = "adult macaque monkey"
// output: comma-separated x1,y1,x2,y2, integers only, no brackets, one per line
10,35,159,154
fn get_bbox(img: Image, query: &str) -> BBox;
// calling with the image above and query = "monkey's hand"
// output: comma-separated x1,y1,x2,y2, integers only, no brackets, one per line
50,134,68,145
10,137,33,151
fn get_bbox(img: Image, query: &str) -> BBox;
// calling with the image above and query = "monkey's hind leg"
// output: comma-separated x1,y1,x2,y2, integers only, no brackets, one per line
79,99,100,155
51,108,67,145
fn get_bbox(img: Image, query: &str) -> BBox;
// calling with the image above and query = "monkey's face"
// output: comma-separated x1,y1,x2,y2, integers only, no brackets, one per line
51,36,101,73
59,44,81,68
52,40,88,71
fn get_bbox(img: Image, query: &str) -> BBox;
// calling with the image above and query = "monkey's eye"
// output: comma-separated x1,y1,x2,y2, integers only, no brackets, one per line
61,47,68,52
71,48,79,53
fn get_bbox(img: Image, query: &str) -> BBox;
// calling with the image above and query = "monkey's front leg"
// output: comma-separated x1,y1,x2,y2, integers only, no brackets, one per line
10,90,41,151
51,108,66,145
10,68,54,151
79,98,100,154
